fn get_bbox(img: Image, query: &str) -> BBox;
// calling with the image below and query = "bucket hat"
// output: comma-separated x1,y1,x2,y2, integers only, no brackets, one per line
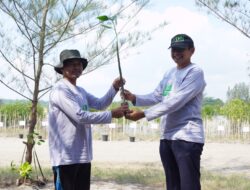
168,34,194,49
54,49,88,74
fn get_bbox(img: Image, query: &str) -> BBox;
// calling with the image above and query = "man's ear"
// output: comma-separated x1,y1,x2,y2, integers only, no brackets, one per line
191,47,195,54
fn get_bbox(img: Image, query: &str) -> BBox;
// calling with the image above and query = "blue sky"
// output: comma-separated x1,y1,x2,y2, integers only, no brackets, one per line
1,1,249,102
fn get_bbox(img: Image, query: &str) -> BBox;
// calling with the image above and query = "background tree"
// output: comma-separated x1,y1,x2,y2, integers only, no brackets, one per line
0,101,44,128
196,1,250,106
203,96,224,107
196,0,250,132
0,0,160,165
196,0,250,38
226,82,250,102
202,96,224,119
221,98,249,135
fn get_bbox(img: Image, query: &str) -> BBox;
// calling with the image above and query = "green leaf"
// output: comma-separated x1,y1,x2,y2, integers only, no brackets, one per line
19,162,32,178
97,15,110,21
33,132,39,136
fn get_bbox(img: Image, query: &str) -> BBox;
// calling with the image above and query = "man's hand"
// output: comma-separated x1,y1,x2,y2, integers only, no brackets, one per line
121,89,136,104
125,110,145,121
111,104,130,118
113,77,126,91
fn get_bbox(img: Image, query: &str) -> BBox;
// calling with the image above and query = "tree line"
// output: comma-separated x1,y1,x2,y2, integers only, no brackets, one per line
0,101,45,127
202,82,250,136
1,81,249,130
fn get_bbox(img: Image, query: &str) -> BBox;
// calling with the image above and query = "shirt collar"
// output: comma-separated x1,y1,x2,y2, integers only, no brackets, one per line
61,78,79,95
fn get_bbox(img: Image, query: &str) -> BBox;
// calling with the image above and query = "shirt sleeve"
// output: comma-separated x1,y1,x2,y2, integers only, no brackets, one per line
86,86,117,110
50,86,113,125
135,77,164,107
144,68,206,121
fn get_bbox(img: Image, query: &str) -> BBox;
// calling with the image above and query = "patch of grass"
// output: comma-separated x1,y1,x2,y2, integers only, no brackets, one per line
201,170,250,190
1,163,250,189
92,162,165,188
0,166,53,188
0,167,19,188
92,162,250,190
38,168,53,180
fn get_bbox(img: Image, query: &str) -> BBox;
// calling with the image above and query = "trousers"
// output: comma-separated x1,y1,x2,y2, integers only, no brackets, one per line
160,139,204,190
53,163,91,190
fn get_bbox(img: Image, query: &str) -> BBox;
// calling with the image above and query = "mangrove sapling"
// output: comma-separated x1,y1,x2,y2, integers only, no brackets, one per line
97,15,127,105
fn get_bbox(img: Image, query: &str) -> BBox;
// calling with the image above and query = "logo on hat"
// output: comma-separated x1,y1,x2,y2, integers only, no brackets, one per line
174,35,185,42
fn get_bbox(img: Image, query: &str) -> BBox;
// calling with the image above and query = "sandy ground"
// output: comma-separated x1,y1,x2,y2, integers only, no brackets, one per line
0,137,250,189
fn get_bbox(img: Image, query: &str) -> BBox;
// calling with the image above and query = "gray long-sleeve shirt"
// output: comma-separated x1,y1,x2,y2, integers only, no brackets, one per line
135,63,206,143
48,79,117,166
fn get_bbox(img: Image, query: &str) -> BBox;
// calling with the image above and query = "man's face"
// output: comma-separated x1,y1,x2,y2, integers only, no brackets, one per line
171,47,195,68
62,59,83,81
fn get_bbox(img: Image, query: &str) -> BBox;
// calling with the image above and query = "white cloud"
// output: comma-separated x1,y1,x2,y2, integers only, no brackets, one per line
1,3,250,102
69,5,250,102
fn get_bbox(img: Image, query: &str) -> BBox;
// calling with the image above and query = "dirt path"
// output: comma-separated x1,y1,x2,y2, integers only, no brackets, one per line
1,137,250,189
1,138,250,175
1,181,154,190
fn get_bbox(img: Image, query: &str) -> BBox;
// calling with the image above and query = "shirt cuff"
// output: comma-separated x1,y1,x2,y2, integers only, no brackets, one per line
144,109,154,121
107,111,113,123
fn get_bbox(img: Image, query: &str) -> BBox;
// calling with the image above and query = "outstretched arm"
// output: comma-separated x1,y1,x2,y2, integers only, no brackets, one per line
87,77,125,110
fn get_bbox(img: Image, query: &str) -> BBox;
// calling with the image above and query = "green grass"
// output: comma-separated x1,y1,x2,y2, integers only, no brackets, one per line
201,170,250,190
92,162,250,190
92,162,165,189
0,167,19,187
0,166,53,188
1,163,250,189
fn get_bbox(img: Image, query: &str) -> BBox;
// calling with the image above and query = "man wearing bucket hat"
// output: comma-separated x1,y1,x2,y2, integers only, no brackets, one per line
123,34,206,190
48,49,129,190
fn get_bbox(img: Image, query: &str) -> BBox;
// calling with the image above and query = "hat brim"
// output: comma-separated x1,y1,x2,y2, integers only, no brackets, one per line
168,43,190,49
54,58,88,74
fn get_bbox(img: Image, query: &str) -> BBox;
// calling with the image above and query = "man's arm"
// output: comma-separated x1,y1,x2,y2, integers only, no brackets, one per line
144,69,205,121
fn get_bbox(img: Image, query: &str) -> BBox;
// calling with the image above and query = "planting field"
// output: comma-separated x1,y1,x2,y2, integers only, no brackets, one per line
0,137,250,189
